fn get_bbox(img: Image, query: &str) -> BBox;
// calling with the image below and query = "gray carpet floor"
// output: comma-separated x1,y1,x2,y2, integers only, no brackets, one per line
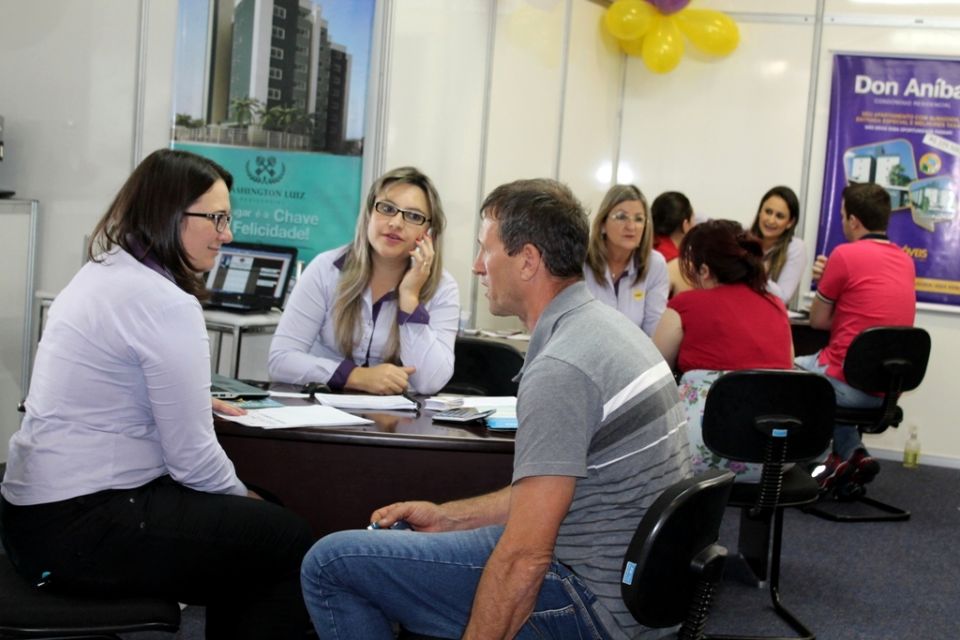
116,462,960,638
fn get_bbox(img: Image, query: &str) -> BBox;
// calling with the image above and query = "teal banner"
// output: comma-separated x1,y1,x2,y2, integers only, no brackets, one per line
173,142,361,265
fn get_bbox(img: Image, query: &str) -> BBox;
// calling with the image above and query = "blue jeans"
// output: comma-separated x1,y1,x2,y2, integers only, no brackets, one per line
300,525,612,639
795,352,882,459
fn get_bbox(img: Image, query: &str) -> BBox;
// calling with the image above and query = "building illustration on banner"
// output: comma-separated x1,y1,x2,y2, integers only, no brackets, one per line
843,138,957,232
843,139,915,209
172,0,375,265
909,177,958,232
175,0,359,156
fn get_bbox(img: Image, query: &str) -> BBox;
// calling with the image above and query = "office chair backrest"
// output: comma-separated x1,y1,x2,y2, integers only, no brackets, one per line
442,336,524,396
702,370,835,464
621,469,734,631
843,326,930,395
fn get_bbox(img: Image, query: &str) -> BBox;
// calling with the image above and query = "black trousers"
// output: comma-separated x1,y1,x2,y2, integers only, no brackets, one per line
0,476,314,639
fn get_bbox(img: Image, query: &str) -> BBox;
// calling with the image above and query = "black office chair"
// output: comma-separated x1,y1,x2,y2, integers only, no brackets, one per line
701,370,835,640
0,464,181,639
621,469,735,640
806,326,931,523
441,336,524,396
401,470,735,640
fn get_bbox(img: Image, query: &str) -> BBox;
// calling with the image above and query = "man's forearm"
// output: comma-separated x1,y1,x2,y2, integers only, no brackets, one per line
438,486,512,530
462,540,552,639
808,294,834,330
461,476,576,638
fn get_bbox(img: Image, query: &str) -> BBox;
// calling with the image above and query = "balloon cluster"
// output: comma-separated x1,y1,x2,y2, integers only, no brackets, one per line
603,0,740,74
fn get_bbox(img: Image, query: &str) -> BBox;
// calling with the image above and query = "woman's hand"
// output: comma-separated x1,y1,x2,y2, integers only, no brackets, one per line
398,232,435,313
346,363,417,395
211,397,247,416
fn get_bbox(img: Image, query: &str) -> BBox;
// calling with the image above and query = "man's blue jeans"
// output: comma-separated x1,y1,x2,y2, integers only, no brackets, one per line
795,352,882,459
300,525,612,639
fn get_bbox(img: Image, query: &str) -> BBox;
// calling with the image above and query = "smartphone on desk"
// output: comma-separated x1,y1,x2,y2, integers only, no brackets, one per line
431,407,496,423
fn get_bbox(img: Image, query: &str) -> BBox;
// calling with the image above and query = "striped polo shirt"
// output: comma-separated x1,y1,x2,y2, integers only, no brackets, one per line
514,281,691,639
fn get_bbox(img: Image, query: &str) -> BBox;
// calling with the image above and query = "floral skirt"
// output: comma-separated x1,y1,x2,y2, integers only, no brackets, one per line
678,369,765,483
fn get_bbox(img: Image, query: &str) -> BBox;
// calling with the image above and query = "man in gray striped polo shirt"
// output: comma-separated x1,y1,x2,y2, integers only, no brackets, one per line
301,179,691,639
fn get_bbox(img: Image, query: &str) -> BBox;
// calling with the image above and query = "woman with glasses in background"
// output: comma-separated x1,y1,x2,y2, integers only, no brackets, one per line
0,149,314,639
269,166,459,395
583,184,669,336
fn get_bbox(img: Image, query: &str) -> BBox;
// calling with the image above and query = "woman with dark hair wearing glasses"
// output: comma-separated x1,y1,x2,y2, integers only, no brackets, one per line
749,185,806,302
652,220,793,481
0,149,314,639
583,184,668,336
269,166,459,395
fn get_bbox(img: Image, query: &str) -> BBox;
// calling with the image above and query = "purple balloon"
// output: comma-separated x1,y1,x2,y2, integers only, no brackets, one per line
647,0,691,15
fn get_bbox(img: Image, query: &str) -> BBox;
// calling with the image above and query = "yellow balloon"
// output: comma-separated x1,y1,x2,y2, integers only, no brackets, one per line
642,15,684,74
620,35,644,58
604,0,656,42
676,8,740,57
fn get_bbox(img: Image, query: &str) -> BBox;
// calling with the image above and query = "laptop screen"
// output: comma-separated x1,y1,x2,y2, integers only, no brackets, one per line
205,242,298,310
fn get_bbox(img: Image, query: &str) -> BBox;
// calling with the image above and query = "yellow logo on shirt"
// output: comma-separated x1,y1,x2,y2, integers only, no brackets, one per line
633,290,644,301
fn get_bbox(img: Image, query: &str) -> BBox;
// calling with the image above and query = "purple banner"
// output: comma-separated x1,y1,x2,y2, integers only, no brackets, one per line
818,54,960,306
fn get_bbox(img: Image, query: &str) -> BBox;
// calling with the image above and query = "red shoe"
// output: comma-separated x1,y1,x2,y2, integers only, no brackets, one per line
848,448,880,486
814,453,851,492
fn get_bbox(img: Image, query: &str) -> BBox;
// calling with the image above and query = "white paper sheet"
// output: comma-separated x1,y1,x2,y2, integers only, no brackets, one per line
313,393,417,411
216,405,374,429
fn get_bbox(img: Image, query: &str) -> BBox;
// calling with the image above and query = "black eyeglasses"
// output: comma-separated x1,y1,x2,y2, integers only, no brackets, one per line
184,211,232,233
374,201,430,226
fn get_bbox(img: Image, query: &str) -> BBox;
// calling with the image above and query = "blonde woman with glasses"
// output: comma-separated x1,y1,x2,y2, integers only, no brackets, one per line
583,184,669,336
269,167,459,395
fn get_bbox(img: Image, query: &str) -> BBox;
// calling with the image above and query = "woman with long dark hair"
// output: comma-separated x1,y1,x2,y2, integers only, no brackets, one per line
749,185,806,302
269,167,459,395
651,190,696,297
0,149,314,638
653,220,793,480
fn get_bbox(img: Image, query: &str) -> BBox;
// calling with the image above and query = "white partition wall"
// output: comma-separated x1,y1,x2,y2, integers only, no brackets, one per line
0,201,37,464
2,0,960,464
381,0,493,321
0,0,177,293
558,1,624,226
620,6,817,225
478,0,631,331
473,0,568,331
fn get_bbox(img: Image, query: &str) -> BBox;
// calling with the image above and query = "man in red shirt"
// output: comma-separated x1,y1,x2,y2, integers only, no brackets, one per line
797,182,915,496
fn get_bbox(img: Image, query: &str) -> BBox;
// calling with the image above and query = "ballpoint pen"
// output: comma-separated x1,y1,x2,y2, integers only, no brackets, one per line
401,390,422,415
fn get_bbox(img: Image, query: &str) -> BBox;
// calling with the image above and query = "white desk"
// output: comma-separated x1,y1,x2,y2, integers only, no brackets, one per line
202,309,282,378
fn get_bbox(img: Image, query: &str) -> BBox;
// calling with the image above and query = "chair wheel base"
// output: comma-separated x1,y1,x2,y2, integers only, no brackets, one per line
804,494,909,522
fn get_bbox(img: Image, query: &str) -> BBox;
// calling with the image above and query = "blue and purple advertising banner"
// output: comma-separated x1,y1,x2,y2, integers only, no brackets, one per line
817,54,960,306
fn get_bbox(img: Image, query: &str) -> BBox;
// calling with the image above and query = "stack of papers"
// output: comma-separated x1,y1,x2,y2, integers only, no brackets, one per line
217,405,374,429
313,393,417,411
424,395,465,411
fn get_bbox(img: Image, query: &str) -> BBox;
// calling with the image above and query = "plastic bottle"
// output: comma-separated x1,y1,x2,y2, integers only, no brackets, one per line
458,310,472,336
903,424,921,469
